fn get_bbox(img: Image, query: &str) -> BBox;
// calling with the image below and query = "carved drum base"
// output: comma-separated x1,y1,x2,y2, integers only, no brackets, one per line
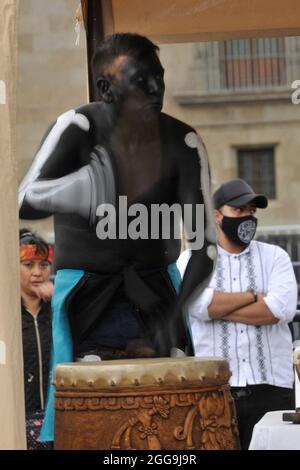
54,358,240,450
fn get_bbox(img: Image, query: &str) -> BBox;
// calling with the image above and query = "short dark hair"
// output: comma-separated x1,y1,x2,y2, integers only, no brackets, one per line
92,33,159,75
19,228,50,259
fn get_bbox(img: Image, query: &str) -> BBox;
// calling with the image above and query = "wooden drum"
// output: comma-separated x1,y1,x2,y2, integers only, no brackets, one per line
54,357,240,450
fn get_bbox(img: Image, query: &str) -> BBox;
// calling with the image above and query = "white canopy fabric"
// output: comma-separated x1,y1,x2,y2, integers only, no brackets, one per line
81,0,300,43
0,0,26,450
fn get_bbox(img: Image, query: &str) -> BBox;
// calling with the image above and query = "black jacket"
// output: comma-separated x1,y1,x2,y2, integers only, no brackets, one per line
22,302,52,414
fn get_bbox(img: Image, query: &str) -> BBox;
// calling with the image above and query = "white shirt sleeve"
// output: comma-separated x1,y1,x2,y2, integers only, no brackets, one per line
263,247,298,323
177,249,214,321
187,287,215,322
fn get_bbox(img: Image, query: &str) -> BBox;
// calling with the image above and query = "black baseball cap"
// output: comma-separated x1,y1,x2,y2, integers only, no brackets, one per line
213,179,268,209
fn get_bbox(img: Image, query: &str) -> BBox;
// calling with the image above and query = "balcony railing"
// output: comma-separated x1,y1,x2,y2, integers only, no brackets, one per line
194,36,300,94
220,38,286,90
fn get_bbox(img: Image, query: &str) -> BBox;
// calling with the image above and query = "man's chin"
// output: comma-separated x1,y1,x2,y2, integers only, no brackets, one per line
140,104,162,121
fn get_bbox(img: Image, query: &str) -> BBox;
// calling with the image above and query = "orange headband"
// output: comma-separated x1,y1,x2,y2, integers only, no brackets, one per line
20,244,53,263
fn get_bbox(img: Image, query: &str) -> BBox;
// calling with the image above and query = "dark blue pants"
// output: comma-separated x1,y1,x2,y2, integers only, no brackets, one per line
77,300,145,354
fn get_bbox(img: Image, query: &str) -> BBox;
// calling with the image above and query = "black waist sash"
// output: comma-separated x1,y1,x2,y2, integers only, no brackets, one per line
66,266,189,356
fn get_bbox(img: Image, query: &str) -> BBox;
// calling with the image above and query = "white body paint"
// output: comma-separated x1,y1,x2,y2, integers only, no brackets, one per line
18,109,90,207
0,340,6,365
207,244,217,261
0,80,6,104
184,132,216,243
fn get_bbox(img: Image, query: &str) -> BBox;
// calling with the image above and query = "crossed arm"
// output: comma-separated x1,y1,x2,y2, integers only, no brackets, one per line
208,291,279,326
185,247,298,327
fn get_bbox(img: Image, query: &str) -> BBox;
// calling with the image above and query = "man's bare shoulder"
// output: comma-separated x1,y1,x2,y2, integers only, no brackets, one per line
75,102,106,119
73,102,114,137
160,113,200,167
160,112,196,137
160,113,199,151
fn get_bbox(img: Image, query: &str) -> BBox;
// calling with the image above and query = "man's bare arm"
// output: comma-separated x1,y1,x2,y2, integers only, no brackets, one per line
208,291,257,319
222,300,279,326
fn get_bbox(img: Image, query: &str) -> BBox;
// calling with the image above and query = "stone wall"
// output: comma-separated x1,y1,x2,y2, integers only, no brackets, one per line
160,42,300,228
17,3,300,234
17,0,86,238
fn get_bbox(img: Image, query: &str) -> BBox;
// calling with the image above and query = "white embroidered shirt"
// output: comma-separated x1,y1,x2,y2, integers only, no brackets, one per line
177,241,297,388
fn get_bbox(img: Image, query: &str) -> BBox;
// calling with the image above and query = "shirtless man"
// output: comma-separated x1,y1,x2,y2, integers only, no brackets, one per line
19,33,216,362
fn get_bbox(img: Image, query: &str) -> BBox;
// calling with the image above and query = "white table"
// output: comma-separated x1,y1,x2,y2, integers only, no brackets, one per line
249,410,300,450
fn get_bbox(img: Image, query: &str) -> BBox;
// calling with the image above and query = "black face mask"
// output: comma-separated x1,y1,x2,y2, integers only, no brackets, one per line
220,215,258,247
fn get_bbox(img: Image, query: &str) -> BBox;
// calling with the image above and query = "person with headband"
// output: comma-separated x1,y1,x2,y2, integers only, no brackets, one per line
19,229,53,449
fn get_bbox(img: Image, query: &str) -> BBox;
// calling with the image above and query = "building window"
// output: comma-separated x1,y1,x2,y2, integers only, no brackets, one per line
237,147,276,199
219,38,286,90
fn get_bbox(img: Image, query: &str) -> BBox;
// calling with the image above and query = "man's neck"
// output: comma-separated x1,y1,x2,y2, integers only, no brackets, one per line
217,230,246,254
112,111,160,149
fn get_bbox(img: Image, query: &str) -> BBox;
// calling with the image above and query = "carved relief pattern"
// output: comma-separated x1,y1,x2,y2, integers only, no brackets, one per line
55,391,220,411
55,386,239,450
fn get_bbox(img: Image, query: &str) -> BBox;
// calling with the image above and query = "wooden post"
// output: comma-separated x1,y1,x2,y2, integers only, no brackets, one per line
82,0,114,101
0,0,26,450
86,0,104,101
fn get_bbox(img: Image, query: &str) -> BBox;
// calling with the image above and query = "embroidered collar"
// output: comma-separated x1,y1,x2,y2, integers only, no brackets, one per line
217,242,252,257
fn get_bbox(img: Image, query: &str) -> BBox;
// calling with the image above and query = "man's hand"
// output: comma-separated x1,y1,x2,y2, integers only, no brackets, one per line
257,292,265,301
223,300,279,326
208,291,265,319
208,290,276,325
32,281,54,302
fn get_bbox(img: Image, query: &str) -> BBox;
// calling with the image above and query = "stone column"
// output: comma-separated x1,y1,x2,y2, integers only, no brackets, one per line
0,0,26,450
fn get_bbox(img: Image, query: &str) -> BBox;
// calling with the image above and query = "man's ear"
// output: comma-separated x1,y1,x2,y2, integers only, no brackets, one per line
96,77,114,103
214,209,222,226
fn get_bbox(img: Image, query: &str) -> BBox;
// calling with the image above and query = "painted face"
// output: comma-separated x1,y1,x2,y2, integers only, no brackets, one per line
20,259,51,297
104,53,165,117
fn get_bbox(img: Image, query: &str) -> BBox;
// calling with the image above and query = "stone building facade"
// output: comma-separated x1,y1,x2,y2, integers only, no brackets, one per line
18,1,300,242
160,39,300,231
17,0,86,238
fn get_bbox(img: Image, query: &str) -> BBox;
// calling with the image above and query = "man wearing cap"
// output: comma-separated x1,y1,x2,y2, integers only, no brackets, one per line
177,178,297,450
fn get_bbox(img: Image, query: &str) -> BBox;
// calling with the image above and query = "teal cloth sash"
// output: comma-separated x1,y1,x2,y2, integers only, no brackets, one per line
40,263,181,442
